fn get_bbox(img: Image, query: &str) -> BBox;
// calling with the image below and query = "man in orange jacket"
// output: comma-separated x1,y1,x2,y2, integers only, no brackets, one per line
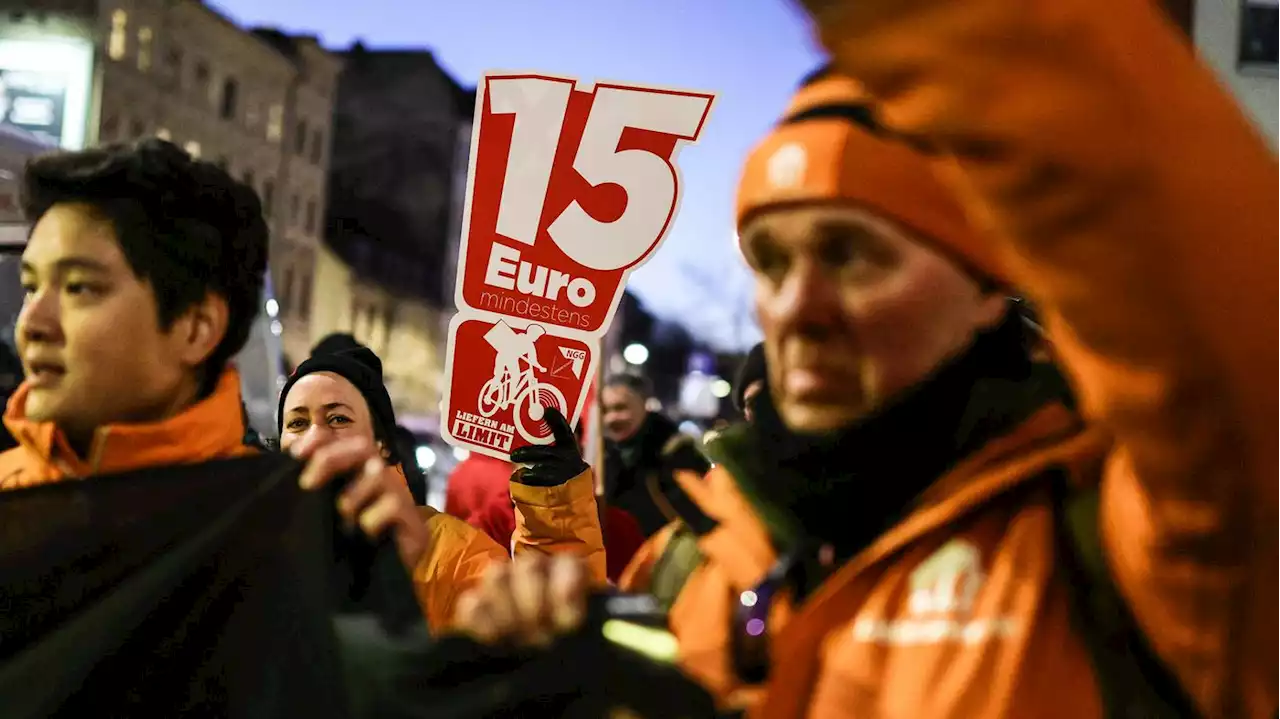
451,0,1277,713
0,139,605,635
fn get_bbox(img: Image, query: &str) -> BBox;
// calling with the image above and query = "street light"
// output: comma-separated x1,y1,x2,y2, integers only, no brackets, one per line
623,343,650,365
415,445,437,471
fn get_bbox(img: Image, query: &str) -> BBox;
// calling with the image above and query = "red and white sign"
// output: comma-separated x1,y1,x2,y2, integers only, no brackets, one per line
442,71,716,459
442,312,597,455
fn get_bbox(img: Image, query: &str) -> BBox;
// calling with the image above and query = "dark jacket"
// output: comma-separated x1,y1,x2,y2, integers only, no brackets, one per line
604,413,711,538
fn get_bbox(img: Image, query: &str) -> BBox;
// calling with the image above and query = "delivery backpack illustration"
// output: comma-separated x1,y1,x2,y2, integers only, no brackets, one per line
479,320,567,444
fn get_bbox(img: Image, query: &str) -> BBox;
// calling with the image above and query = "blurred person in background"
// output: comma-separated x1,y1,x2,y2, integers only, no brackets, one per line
732,342,766,423
601,373,711,537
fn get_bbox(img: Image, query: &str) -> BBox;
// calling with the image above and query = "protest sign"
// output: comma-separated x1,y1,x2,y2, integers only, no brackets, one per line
441,312,597,455
442,72,715,459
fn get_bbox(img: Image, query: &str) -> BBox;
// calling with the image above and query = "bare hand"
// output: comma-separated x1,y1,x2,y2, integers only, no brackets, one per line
291,433,430,572
453,554,590,647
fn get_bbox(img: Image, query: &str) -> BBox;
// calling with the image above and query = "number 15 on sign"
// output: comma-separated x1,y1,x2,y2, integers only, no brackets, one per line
455,73,717,336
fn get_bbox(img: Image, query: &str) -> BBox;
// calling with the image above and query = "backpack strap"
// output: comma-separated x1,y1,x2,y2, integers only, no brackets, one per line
648,523,705,613
1049,469,1203,719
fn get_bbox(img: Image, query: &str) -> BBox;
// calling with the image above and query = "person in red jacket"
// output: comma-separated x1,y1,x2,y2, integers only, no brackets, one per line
446,448,646,583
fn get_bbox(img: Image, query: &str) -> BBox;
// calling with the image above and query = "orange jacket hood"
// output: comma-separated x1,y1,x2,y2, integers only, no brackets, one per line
0,369,253,489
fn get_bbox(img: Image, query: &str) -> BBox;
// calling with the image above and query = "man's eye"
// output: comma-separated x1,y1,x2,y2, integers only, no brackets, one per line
65,282,103,296
328,415,352,426
285,418,308,431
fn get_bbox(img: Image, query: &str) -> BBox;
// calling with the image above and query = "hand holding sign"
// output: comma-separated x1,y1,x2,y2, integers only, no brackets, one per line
443,71,716,460
509,407,589,487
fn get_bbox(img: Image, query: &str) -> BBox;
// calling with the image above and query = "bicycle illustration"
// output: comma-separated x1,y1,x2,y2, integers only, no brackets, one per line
477,322,567,444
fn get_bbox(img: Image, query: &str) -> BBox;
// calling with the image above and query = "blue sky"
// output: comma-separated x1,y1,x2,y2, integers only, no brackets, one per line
210,0,825,350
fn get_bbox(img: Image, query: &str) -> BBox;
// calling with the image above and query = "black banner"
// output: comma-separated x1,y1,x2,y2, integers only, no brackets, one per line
0,453,718,718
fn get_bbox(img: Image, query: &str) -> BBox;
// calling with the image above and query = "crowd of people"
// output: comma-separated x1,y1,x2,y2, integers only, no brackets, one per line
0,0,1275,716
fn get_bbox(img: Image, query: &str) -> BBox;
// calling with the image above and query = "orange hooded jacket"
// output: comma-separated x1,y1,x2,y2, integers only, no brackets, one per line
0,368,606,632
620,0,1277,716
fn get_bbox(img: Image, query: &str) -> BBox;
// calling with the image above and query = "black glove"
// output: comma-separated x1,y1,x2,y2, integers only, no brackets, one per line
509,407,588,487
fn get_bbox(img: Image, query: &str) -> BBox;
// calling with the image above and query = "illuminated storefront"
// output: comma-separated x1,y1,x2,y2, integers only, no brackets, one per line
0,36,94,151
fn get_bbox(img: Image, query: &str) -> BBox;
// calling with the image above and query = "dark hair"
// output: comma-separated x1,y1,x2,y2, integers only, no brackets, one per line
21,139,268,387
604,372,652,399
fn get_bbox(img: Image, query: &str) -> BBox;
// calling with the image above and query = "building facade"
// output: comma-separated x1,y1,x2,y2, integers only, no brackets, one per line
0,0,341,364
1193,0,1277,145
319,45,474,431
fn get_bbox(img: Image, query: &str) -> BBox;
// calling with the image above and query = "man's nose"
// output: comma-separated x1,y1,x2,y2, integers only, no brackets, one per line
17,287,62,346
769,260,843,336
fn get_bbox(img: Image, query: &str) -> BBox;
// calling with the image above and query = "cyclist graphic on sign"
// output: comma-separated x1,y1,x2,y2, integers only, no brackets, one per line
478,320,567,444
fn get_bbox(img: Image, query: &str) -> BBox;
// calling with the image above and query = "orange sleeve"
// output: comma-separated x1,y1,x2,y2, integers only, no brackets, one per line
801,1,1278,716
412,510,510,633
508,469,608,586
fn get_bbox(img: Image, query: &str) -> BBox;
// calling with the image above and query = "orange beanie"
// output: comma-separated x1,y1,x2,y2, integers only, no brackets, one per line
735,73,1007,284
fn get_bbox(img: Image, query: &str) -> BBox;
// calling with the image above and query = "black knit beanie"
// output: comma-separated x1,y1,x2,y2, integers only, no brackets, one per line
277,346,400,462
733,342,767,412
311,332,362,357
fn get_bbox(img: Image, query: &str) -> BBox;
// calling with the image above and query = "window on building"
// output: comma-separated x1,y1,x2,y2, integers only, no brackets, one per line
290,193,300,223
262,179,276,215
194,61,210,100
164,46,183,89
384,307,396,340
293,120,307,155
242,169,255,189
219,78,238,121
282,268,296,313
1239,0,1279,71
309,129,325,164
108,10,128,61
266,104,284,142
350,299,361,335
100,115,119,141
183,140,201,158
299,272,312,321
129,118,145,137
304,198,317,234
155,127,171,141
136,27,153,71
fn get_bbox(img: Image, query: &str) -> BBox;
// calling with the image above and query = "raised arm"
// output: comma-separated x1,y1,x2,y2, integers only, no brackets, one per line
797,0,1278,714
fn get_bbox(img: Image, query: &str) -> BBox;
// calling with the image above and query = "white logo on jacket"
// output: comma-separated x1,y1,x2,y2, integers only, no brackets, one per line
852,539,1019,646
766,143,807,189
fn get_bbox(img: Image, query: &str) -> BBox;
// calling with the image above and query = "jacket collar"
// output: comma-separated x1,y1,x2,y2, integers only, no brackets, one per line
3,368,249,478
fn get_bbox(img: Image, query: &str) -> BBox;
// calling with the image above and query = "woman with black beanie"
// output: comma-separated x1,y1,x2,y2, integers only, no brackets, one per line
278,344,606,631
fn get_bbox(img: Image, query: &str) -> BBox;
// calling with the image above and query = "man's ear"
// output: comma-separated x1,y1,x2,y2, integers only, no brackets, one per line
974,290,1010,330
377,440,391,460
173,292,230,369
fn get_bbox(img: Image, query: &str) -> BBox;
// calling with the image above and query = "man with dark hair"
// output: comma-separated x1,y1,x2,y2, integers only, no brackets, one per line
600,372,710,537
0,138,267,487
